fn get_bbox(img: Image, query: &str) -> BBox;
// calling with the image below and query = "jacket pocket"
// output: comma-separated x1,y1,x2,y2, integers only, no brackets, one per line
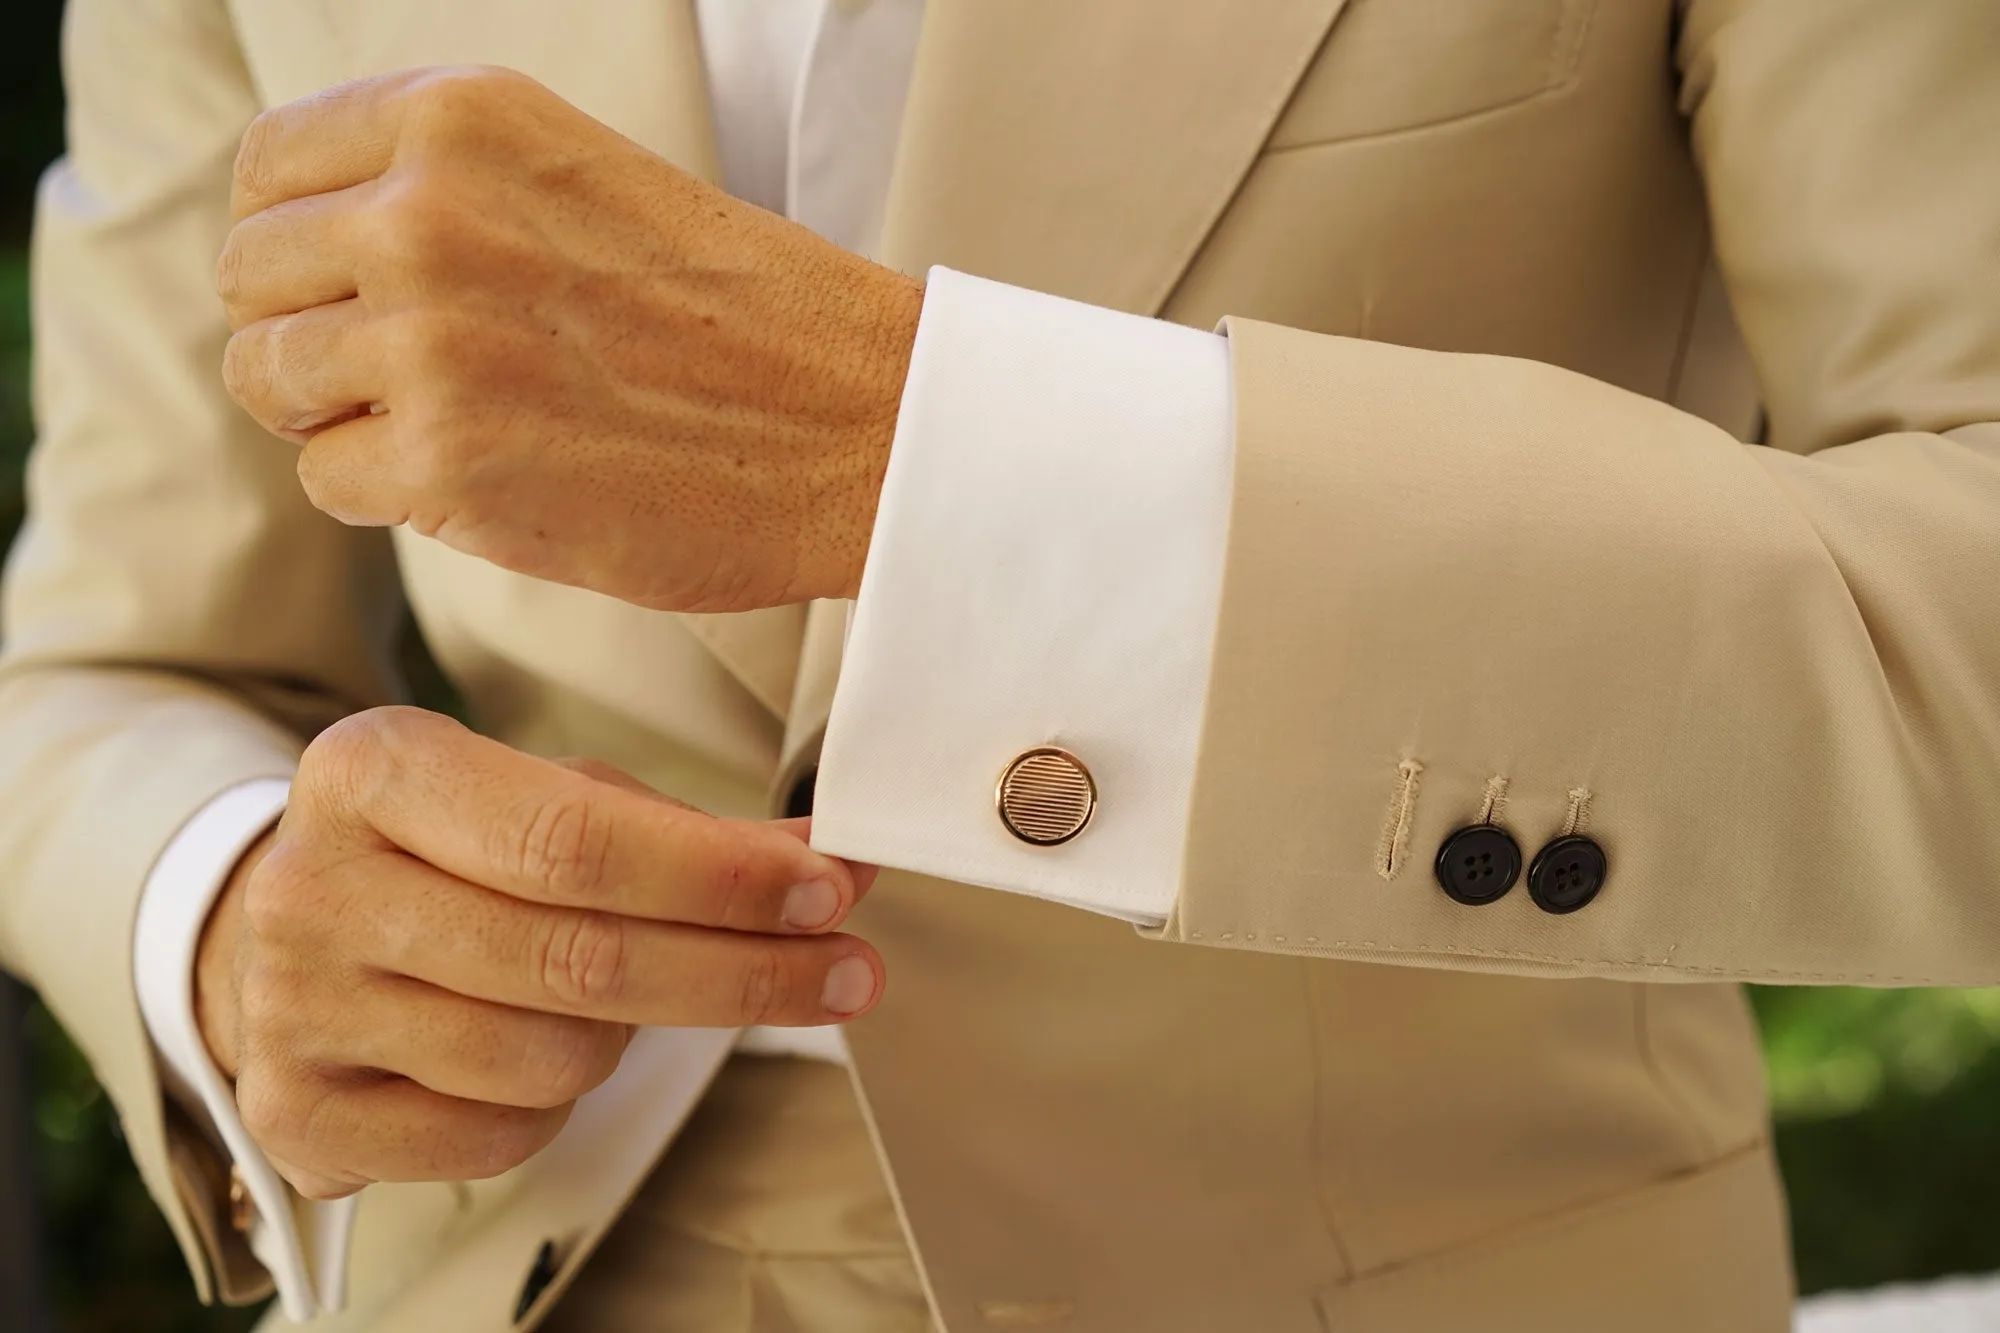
1315,1144,1794,1333
1270,0,1599,150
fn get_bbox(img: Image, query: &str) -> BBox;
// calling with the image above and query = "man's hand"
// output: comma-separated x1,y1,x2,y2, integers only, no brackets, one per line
192,707,881,1200
218,66,923,614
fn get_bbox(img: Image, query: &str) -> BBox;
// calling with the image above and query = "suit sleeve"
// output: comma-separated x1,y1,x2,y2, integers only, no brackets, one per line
0,0,402,1302
1157,0,2000,985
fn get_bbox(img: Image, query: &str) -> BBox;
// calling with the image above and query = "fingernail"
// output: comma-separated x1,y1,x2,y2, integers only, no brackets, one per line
821,955,877,1016
782,879,841,931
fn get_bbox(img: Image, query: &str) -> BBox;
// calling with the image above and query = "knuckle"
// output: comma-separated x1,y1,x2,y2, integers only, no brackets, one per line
269,314,317,387
239,852,310,945
406,65,523,130
233,959,297,1035
232,112,282,203
220,329,271,413
214,234,251,315
302,709,387,784
235,1066,310,1155
463,1105,562,1180
515,790,613,901
516,1018,610,1108
294,439,341,516
299,714,385,817
381,315,477,441
390,306,472,377
302,707,444,818
534,911,628,1010
374,174,460,272
734,943,791,1025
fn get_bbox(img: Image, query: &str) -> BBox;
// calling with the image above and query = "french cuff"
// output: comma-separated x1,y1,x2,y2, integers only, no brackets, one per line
132,777,357,1320
812,267,1234,927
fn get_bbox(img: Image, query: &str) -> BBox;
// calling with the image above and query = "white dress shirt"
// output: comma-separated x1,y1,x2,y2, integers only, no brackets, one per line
131,0,1234,1318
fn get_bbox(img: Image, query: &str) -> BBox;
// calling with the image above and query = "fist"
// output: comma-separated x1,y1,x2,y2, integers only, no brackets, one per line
218,66,924,614
195,707,881,1199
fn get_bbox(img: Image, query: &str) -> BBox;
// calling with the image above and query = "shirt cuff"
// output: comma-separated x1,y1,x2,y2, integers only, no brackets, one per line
132,777,357,1321
812,267,1234,926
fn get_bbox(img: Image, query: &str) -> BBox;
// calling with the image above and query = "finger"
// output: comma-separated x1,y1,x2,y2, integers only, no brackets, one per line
551,766,879,902
337,846,884,1025
311,709,860,933
238,1062,571,1196
298,972,628,1110
218,180,374,329
232,70,430,221
295,410,406,523
771,816,881,902
224,299,385,440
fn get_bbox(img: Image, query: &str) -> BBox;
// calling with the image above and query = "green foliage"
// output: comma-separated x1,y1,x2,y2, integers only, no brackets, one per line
1753,986,2000,1294
0,0,64,247
1756,986,2000,1121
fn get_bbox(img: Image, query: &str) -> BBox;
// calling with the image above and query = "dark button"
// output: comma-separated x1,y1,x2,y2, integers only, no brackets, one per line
515,1239,561,1323
1528,835,1608,914
1434,825,1522,905
784,767,817,819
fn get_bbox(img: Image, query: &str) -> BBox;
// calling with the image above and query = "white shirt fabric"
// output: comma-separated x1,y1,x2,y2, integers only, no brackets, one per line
812,269,1229,925
130,0,1233,1319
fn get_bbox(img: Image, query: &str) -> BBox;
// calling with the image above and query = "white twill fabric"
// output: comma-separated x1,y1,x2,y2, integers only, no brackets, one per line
815,269,1233,927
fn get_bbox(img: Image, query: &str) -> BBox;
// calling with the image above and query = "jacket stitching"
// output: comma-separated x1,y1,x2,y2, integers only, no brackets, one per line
1560,787,1593,837
1375,760,1424,880
1185,933,1941,985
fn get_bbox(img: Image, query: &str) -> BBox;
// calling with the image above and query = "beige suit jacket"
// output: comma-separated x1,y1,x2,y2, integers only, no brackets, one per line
5,0,1996,1328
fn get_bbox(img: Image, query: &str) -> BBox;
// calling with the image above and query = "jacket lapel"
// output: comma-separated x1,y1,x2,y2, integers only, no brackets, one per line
878,0,1355,314
775,0,1354,760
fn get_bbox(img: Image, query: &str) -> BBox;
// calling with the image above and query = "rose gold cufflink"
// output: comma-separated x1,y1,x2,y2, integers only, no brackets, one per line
995,747,1097,846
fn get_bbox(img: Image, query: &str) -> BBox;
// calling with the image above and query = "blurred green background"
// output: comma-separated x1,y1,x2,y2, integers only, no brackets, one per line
2,2,1998,1329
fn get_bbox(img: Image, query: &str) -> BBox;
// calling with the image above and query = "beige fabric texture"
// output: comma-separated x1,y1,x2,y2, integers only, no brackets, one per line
4,0,1994,1328
537,1055,934,1333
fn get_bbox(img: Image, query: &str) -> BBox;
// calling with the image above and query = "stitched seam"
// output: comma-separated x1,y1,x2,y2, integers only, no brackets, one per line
1476,775,1511,825
1187,933,1945,985
1561,788,1593,837
1375,760,1424,880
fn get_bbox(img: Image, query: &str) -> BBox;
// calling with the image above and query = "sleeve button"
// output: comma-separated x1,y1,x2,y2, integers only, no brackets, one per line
1434,825,1522,905
1528,835,1608,914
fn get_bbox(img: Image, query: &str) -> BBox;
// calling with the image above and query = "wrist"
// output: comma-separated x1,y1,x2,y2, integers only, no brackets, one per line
800,269,923,603
194,829,271,1081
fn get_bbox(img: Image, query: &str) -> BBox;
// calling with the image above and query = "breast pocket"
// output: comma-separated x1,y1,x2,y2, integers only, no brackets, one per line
1269,0,1599,150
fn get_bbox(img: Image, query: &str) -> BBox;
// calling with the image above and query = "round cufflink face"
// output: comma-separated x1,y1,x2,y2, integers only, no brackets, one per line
996,747,1097,846
1434,824,1523,905
1528,835,1607,914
